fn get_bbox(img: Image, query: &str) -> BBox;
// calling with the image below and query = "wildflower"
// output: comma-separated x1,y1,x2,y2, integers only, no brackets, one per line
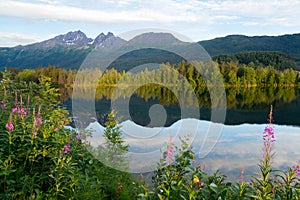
19,108,27,116
6,113,14,131
12,107,27,116
6,123,14,131
1,102,6,112
293,165,300,176
166,132,174,163
12,107,18,113
33,131,37,139
34,115,42,126
63,144,70,154
263,126,275,142
263,105,275,143
75,134,81,140
193,176,202,187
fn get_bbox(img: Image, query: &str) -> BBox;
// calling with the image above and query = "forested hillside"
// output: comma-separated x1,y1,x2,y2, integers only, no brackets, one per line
200,33,300,65
213,51,299,70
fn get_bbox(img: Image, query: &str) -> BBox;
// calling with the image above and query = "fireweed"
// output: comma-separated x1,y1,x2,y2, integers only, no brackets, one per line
293,165,300,176
1,75,131,199
165,132,174,164
139,105,300,199
251,105,277,199
250,105,300,200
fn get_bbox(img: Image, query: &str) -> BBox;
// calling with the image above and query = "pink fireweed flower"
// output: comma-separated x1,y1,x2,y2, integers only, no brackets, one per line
12,107,18,113
272,189,275,194
32,114,42,137
263,105,275,143
1,102,7,112
63,144,70,154
34,115,42,126
75,134,81,140
33,131,37,139
166,132,174,163
293,165,300,176
263,126,275,142
6,123,14,131
19,108,27,116
6,113,14,131
12,107,27,116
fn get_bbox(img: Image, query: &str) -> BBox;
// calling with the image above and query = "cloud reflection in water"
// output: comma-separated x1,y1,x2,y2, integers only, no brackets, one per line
86,119,300,180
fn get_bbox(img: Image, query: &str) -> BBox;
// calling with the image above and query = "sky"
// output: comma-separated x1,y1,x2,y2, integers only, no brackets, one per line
0,0,300,47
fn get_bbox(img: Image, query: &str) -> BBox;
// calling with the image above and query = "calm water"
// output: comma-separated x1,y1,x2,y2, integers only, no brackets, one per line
85,119,300,181
63,86,300,180
63,86,300,126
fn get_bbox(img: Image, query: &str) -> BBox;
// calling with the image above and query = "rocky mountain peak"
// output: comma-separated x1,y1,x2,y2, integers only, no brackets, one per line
93,32,126,48
93,32,112,45
53,30,93,46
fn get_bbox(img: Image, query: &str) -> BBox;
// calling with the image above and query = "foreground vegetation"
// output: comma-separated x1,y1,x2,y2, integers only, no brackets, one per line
0,74,138,199
1,72,300,199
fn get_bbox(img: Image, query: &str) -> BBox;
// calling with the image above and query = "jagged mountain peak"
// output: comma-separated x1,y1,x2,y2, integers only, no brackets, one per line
52,30,93,46
93,32,126,48
93,32,113,44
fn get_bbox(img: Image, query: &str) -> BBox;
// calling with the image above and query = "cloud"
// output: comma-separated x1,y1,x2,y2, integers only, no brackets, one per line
0,0,200,24
208,0,300,26
0,0,300,46
0,32,39,47
1,0,299,27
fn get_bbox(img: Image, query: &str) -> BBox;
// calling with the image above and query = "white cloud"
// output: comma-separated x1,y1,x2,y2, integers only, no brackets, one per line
0,0,300,46
0,0,202,24
38,0,60,4
0,32,40,47
1,0,300,27
208,0,300,25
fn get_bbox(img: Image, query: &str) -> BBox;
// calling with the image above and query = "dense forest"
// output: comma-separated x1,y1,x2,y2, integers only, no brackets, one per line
213,51,299,70
5,58,299,88
199,33,300,65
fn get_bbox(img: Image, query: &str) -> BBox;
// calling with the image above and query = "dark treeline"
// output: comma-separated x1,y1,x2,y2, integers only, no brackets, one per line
213,51,299,70
4,65,77,86
3,59,300,88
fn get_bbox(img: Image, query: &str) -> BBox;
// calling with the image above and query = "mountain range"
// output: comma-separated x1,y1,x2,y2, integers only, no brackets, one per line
0,30,299,70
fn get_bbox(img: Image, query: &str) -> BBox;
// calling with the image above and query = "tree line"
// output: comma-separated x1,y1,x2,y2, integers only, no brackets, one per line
3,60,300,88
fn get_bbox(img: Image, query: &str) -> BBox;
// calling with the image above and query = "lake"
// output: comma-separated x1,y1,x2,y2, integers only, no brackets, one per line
63,86,300,126
63,86,300,180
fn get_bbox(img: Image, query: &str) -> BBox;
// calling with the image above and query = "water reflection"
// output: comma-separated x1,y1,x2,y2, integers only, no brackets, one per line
62,86,300,126
86,119,300,181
